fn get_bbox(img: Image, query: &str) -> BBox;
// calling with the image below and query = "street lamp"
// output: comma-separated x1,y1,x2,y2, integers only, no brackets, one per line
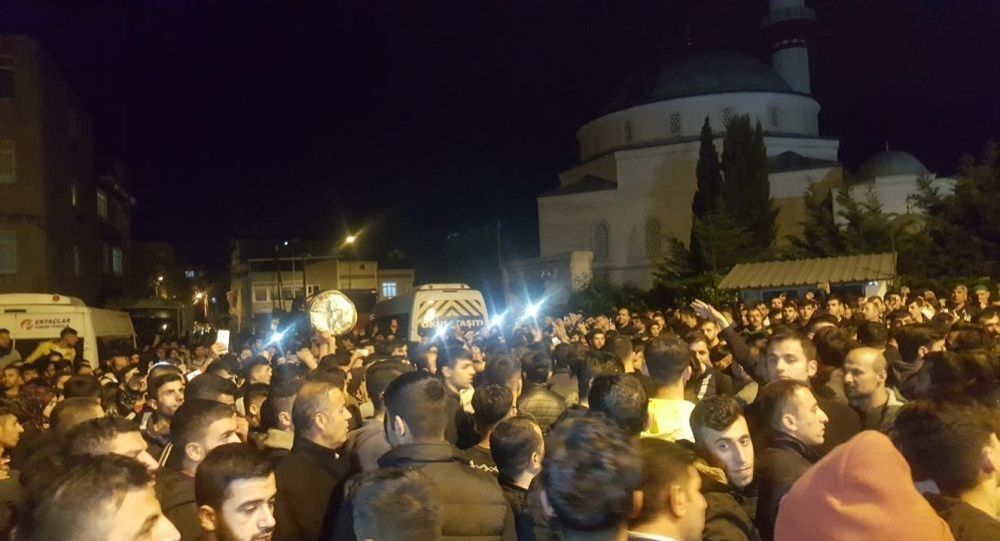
345,234,357,244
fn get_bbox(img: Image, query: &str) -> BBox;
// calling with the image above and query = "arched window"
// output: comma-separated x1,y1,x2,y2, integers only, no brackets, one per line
768,106,780,129
644,218,663,259
592,222,610,262
722,107,735,127
623,121,633,143
669,112,682,135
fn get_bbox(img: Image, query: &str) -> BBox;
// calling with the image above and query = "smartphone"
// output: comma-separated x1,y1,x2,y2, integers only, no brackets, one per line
216,330,231,350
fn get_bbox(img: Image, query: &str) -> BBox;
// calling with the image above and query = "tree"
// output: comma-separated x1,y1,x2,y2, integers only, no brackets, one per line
784,182,845,257
721,115,776,252
693,117,723,218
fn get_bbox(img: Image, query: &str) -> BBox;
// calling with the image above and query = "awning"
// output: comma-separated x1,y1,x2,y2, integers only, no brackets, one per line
718,253,897,290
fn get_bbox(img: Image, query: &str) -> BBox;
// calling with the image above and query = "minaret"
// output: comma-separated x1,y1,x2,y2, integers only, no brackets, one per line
762,0,816,94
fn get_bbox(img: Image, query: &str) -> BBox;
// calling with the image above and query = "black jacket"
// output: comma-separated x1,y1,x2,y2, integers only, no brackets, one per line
925,493,1000,541
744,390,861,458
755,434,819,541
518,383,567,432
701,473,761,541
274,436,352,541
331,442,516,541
155,466,200,541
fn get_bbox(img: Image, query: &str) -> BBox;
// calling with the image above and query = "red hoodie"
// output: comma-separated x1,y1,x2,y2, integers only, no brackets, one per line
775,430,955,541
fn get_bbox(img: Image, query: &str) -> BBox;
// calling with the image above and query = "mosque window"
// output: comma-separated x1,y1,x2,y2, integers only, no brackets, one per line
623,121,633,143
669,112,682,135
644,218,663,259
722,107,735,127
769,106,780,129
592,222,610,262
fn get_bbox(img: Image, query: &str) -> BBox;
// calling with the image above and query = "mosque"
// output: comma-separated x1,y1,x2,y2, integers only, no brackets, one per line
511,0,952,300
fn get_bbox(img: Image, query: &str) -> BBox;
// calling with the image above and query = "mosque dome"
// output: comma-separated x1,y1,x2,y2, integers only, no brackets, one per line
600,51,795,115
855,150,930,180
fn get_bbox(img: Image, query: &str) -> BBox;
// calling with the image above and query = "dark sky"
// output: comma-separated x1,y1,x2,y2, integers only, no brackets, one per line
4,0,999,277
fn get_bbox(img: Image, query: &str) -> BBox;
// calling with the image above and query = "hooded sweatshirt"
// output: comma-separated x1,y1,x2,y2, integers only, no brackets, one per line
775,430,955,541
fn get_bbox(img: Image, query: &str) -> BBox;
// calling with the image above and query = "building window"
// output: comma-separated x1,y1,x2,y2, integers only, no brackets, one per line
100,242,110,273
73,244,81,277
97,190,108,220
382,282,398,299
622,120,633,143
0,232,15,274
669,112,682,135
253,286,269,303
307,285,320,296
592,222,610,262
71,178,79,208
644,218,663,259
111,247,123,276
768,106,780,129
722,107,735,127
0,141,14,185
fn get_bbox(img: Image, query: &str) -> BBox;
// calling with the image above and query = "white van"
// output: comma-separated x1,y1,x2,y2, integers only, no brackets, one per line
372,283,489,342
0,293,137,367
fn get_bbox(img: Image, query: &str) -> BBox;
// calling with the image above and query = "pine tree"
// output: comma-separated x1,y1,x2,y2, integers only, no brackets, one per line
693,117,723,218
721,115,776,254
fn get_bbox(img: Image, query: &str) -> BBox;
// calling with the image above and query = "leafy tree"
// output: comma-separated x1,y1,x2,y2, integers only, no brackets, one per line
693,117,723,218
784,182,845,257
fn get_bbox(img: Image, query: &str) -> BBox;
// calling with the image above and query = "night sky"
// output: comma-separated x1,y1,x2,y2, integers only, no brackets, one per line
4,0,999,280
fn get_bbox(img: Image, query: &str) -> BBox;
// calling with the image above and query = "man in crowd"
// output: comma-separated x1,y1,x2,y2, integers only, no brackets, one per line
257,382,298,461
157,399,241,540
186,373,238,405
541,416,641,541
244,357,273,386
19,454,181,541
689,396,760,541
517,349,566,432
841,347,905,432
589,329,607,351
141,372,186,464
490,415,545,518
345,361,407,472
24,326,78,364
891,324,947,399
274,380,353,541
1,365,19,400
755,380,829,541
951,284,977,321
352,468,442,541
0,329,19,370
195,443,277,541
977,307,1000,339
894,398,1000,539
50,397,104,433
436,344,476,446
65,416,160,471
641,336,695,442
464,384,514,474
629,438,708,541
337,371,514,540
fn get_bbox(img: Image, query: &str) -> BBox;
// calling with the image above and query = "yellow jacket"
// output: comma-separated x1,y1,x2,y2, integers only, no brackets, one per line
24,341,76,364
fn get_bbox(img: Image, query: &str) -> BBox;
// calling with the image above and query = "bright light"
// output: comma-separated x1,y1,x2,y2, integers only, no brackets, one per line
283,241,289,246
524,300,545,319
211,297,217,304
157,276,164,282
490,311,507,327
433,325,449,341
194,292,204,300
422,308,437,325
161,324,168,331
268,330,286,345
345,235,358,244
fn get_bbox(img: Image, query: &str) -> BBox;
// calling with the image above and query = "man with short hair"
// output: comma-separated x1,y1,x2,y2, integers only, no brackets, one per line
490,416,544,519
951,284,976,321
157,399,241,541
690,396,760,541
436,344,476,446
244,357,272,386
482,355,523,404
19,454,181,541
891,324,947,399
257,382,299,461
274,380,353,541
345,361,408,472
641,336,695,442
186,373,238,405
629,438,708,541
976,307,1000,339
143,372,186,463
841,347,905,433
589,329,607,351
894,398,1000,540
517,349,566,433
338,371,514,540
352,468,442,541
24,326,78,363
754,380,829,541
1,365,21,400
542,416,641,541
825,296,844,322
616,308,638,336
64,416,160,470
588,374,648,440
50,397,104,433
196,443,277,541
0,329,19,370
464,385,514,474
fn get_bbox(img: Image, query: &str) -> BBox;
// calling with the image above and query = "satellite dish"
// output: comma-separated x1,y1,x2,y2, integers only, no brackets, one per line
308,290,358,336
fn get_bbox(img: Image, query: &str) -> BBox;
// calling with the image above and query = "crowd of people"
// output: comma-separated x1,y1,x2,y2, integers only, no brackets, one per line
0,282,997,541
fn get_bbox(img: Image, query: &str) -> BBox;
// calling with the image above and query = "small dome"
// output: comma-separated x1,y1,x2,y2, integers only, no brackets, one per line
600,51,795,115
855,150,929,180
